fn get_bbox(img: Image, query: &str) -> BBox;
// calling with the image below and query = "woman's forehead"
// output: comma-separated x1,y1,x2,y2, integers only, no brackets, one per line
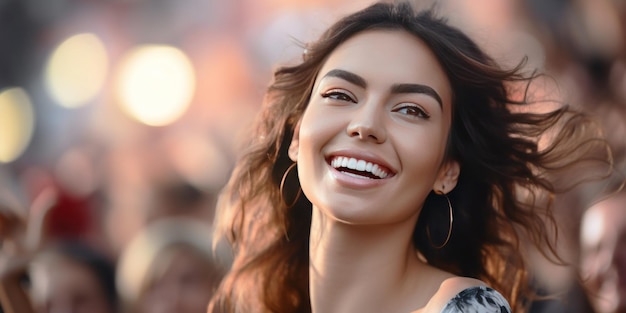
315,29,452,107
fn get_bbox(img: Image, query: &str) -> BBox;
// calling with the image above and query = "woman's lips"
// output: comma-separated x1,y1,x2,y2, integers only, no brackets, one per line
329,155,391,179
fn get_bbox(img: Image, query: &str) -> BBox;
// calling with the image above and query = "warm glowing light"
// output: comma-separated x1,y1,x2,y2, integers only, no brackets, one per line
0,88,35,163
116,45,195,126
45,33,109,108
581,208,605,248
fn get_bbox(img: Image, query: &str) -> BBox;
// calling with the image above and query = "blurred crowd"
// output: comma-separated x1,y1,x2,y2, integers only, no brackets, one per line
0,0,625,312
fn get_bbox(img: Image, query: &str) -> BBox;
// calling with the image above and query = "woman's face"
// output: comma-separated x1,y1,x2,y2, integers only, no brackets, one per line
290,29,458,225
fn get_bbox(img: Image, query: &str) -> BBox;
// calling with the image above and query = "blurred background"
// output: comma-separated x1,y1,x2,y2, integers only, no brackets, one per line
0,0,625,312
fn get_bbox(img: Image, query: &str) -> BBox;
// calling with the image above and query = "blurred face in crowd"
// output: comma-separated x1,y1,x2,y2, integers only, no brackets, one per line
138,246,220,313
30,254,114,313
580,192,626,313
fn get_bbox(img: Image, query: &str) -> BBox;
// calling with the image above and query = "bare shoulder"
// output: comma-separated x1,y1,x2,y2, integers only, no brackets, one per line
421,277,511,313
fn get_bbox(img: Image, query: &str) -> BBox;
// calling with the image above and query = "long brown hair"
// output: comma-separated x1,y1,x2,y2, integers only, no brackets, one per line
209,2,613,312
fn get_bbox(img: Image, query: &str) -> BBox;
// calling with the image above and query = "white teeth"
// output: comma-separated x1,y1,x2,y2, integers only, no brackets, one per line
341,157,348,167
348,158,357,169
330,156,389,179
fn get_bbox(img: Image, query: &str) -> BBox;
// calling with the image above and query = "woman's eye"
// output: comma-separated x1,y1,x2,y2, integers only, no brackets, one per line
394,105,430,119
321,90,356,103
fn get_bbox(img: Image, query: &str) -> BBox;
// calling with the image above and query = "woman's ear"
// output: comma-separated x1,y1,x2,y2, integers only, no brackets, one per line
288,122,301,162
433,160,460,194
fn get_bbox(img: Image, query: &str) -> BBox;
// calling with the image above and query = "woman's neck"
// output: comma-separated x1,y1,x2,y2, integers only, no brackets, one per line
308,208,429,313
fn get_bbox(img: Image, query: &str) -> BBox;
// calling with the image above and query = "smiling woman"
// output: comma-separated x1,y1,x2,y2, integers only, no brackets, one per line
208,2,613,313
291,30,455,229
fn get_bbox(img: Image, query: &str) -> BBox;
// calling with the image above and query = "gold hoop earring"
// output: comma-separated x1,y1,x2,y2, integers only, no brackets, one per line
426,192,453,249
279,162,302,208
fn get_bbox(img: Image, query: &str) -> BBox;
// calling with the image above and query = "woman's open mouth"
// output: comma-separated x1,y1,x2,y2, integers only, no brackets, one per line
329,156,392,179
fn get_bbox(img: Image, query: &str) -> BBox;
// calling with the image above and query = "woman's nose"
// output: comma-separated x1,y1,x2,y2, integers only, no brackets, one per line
346,103,386,143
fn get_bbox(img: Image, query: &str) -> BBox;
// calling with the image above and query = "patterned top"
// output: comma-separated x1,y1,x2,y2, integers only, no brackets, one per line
441,286,511,313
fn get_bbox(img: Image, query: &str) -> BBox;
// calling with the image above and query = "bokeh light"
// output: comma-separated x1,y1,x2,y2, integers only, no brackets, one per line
45,33,109,108
115,45,195,127
0,88,35,163
580,207,605,249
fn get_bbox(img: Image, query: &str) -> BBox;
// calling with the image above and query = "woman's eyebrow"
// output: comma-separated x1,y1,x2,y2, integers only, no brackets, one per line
322,69,367,88
322,68,443,109
390,84,442,109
